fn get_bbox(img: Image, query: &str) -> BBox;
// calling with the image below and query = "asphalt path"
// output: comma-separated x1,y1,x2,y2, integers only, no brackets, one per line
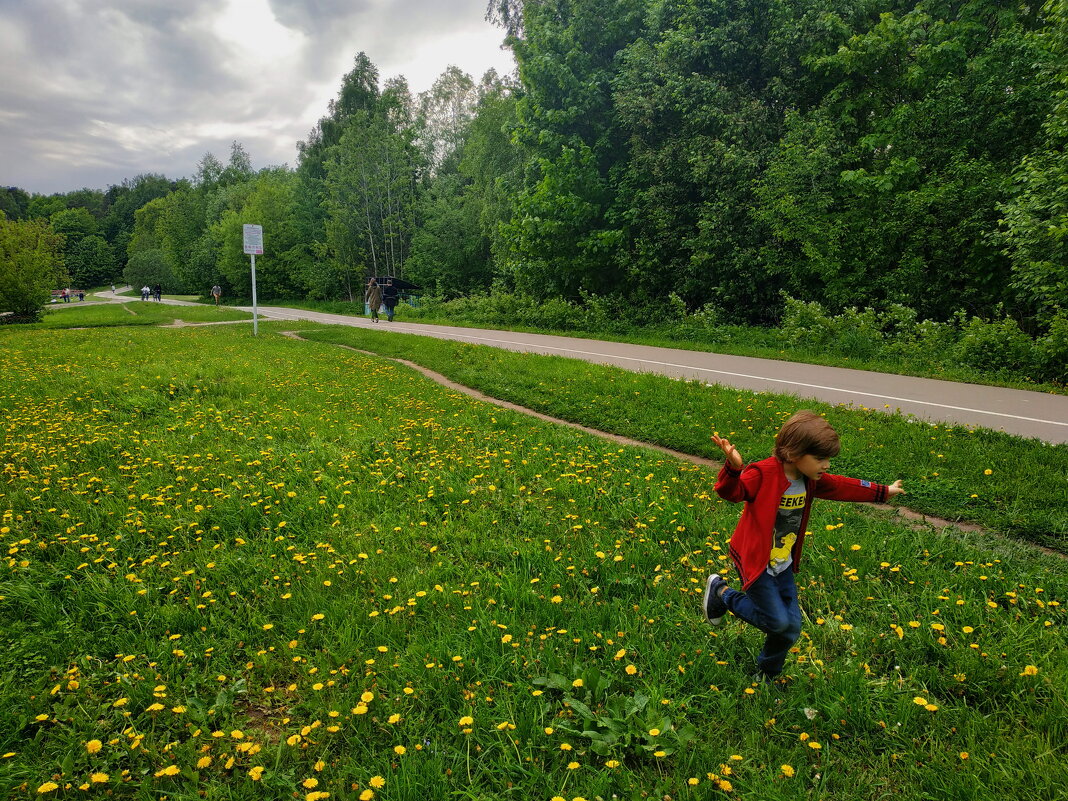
98,291,1068,444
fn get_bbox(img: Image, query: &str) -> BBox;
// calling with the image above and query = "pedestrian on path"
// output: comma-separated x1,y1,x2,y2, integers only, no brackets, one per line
153,284,162,302
702,410,905,687
382,279,399,322
364,277,382,323
211,284,222,306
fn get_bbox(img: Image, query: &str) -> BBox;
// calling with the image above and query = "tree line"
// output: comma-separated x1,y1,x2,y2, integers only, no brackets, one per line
3,0,1066,334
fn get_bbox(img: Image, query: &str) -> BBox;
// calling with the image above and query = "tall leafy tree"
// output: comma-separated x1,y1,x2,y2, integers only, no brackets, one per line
101,174,175,274
295,53,384,298
758,0,1051,319
50,207,115,287
211,169,304,299
1002,0,1068,321
499,0,646,299
0,187,30,221
0,216,67,321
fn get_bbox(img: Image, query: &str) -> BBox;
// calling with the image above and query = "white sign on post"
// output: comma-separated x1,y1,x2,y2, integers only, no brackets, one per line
242,224,264,255
242,224,263,335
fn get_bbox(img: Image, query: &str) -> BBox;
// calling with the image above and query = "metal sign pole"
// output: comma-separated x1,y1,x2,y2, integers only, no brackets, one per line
242,223,264,337
250,253,259,336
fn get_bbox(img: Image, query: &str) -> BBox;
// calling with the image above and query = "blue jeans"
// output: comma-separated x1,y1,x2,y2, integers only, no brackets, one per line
722,569,802,677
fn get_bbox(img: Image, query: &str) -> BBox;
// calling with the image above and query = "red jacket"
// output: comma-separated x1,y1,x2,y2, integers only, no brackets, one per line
715,456,889,590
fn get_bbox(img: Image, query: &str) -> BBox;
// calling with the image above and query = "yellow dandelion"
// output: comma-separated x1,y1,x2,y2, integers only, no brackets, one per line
36,782,59,794
86,739,102,754
197,756,212,769
303,778,319,789
781,764,795,777
90,772,109,784
571,678,583,688
567,761,580,770
1020,665,1039,676
394,745,406,755
359,791,374,801
369,776,385,788
249,766,265,781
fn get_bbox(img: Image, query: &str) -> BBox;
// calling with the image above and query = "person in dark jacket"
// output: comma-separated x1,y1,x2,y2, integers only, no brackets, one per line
702,411,905,684
382,279,399,322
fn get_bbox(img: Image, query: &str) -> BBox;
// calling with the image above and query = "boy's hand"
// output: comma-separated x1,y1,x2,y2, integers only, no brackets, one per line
886,480,905,497
712,433,743,469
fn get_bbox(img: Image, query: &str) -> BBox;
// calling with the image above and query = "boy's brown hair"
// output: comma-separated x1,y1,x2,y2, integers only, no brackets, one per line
774,410,841,463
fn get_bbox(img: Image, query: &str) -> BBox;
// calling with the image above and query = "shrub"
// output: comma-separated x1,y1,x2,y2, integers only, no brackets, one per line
952,313,1036,375
1035,311,1068,384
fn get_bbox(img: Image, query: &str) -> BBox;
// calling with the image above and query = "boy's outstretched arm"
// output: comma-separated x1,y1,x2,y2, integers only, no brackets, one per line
712,433,743,470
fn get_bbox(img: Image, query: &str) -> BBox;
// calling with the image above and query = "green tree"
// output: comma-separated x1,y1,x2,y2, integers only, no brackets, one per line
0,215,68,321
102,174,176,275
295,52,384,299
499,0,646,299
1002,0,1068,320
758,1,1051,319
0,187,31,221
123,249,175,292
323,80,420,300
50,207,115,287
211,169,304,300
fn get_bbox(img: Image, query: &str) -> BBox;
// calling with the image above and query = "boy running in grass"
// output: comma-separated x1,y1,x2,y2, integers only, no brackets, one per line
703,410,905,684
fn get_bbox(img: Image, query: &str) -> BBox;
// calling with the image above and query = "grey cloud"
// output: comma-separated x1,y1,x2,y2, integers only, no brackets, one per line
1,0,510,194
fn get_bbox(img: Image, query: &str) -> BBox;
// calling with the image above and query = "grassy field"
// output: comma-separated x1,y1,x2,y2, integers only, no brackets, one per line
295,325,1068,552
27,302,252,329
0,322,1064,800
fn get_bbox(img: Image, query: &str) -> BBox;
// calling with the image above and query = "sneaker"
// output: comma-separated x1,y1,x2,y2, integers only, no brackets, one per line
751,669,785,694
702,574,728,624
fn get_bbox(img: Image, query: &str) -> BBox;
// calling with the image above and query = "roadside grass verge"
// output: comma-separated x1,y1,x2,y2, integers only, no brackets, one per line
278,299,1067,395
293,325,1068,552
0,325,1064,800
23,303,253,329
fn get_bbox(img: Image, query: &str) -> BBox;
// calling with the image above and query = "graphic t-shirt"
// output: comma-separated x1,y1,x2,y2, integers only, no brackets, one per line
768,476,807,575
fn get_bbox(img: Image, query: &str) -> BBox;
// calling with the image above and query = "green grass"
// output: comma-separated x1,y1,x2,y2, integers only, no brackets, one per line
24,302,253,329
294,325,1068,552
0,323,1064,800
277,299,1068,396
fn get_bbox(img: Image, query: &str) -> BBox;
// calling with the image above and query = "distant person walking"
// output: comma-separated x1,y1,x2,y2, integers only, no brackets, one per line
382,279,399,322
153,284,162,302
141,286,150,301
364,277,383,323
211,284,222,306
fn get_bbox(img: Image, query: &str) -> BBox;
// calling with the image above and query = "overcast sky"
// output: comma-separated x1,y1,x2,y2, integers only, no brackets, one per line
0,0,516,195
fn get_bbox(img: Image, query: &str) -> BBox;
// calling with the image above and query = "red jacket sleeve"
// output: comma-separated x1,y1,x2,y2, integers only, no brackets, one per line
714,462,763,504
811,473,889,504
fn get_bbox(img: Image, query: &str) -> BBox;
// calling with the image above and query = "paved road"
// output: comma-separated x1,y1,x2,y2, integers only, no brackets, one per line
97,290,1068,444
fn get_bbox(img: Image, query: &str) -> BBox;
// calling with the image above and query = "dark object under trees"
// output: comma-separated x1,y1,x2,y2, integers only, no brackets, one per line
373,276,421,291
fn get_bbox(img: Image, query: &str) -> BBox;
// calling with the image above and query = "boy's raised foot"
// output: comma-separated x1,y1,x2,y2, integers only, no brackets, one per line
702,574,728,624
